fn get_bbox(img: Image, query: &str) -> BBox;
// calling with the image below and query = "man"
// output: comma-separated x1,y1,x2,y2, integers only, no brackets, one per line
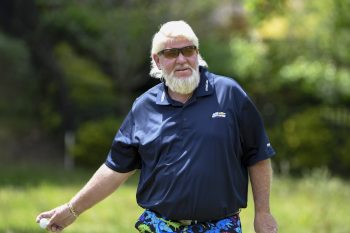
36,20,278,233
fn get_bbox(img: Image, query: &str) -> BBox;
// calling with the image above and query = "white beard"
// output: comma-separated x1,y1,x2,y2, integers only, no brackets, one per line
163,66,200,94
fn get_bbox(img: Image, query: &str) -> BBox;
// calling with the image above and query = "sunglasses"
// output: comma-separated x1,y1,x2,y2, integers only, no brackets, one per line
158,45,198,59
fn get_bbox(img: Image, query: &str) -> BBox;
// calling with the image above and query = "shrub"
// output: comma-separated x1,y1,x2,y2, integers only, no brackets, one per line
70,117,123,168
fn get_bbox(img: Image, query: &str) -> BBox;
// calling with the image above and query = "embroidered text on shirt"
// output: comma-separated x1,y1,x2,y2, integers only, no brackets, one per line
212,112,226,118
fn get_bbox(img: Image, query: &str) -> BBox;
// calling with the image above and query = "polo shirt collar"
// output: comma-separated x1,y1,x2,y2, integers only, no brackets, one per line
196,66,214,97
156,84,169,105
156,66,214,105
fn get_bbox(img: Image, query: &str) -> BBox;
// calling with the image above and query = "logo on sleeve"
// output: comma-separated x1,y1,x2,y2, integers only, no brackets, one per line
212,112,226,118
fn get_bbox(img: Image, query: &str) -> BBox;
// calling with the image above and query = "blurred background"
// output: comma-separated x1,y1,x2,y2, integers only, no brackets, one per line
0,0,349,232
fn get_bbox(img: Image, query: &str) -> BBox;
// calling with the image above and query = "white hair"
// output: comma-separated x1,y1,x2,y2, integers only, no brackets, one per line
149,20,208,79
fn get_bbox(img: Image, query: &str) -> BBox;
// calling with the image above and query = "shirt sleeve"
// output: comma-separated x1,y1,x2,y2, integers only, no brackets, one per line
236,89,276,166
105,110,141,172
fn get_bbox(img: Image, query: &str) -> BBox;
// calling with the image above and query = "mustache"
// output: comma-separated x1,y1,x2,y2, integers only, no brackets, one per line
171,66,194,76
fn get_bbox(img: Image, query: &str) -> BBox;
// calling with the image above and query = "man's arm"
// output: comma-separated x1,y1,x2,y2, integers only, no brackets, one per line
248,159,278,233
36,164,135,232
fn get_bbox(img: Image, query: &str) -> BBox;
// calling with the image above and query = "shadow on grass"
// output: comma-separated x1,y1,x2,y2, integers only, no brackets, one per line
0,163,139,188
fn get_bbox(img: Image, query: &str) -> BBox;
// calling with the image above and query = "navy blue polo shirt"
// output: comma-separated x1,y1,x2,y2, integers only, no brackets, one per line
105,67,275,221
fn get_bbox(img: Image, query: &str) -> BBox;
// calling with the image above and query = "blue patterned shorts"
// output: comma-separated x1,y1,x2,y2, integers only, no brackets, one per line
135,209,242,233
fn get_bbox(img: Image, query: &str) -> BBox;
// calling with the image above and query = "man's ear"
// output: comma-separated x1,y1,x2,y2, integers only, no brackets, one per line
152,54,161,70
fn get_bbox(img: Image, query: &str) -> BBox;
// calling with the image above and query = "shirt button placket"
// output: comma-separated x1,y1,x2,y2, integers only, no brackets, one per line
182,107,190,130
181,107,191,148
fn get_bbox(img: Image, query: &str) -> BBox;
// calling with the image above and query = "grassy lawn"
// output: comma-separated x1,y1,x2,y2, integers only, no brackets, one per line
0,165,349,233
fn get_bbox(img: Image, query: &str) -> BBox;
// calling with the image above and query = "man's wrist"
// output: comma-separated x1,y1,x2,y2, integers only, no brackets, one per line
67,202,79,218
254,206,271,215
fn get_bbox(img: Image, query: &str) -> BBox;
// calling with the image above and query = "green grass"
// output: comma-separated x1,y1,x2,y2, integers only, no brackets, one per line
1,165,349,233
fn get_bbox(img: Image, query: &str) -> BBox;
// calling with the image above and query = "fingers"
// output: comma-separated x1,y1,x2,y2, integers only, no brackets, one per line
43,214,67,232
36,209,55,223
48,223,64,232
36,211,64,232
46,210,66,231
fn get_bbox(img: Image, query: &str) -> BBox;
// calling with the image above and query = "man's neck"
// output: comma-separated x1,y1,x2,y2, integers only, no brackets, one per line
167,89,193,104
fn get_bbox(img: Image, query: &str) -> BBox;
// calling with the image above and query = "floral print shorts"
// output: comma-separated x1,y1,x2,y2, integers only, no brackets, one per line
135,209,242,233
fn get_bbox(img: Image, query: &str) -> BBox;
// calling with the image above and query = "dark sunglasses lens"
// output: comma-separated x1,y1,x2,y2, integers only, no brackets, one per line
182,47,196,57
163,49,179,59
160,46,197,59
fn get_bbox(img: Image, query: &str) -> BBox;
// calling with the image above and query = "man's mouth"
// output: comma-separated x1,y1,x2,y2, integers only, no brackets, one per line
175,67,190,72
174,66,192,75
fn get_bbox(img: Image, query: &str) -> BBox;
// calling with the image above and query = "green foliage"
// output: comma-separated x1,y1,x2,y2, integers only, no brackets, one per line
279,57,350,103
39,1,104,38
0,33,31,81
0,33,36,122
39,1,159,90
275,108,332,170
40,97,63,132
1,0,350,174
55,42,117,122
70,117,123,167
230,0,350,175
270,107,350,175
200,36,234,76
230,37,268,80
244,0,287,24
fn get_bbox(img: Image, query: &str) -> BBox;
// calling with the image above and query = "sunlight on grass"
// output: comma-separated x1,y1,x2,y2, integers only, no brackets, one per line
0,178,143,233
0,167,349,233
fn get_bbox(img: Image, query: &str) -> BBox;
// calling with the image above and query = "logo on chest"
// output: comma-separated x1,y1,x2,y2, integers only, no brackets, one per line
212,112,226,118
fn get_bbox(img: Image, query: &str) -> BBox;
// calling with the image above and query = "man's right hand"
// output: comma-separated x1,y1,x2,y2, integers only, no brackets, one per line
36,203,77,232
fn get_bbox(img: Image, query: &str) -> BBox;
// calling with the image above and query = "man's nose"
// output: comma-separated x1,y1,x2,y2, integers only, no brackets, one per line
176,53,187,63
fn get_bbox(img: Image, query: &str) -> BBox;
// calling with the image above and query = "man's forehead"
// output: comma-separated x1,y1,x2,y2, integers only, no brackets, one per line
163,37,194,48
